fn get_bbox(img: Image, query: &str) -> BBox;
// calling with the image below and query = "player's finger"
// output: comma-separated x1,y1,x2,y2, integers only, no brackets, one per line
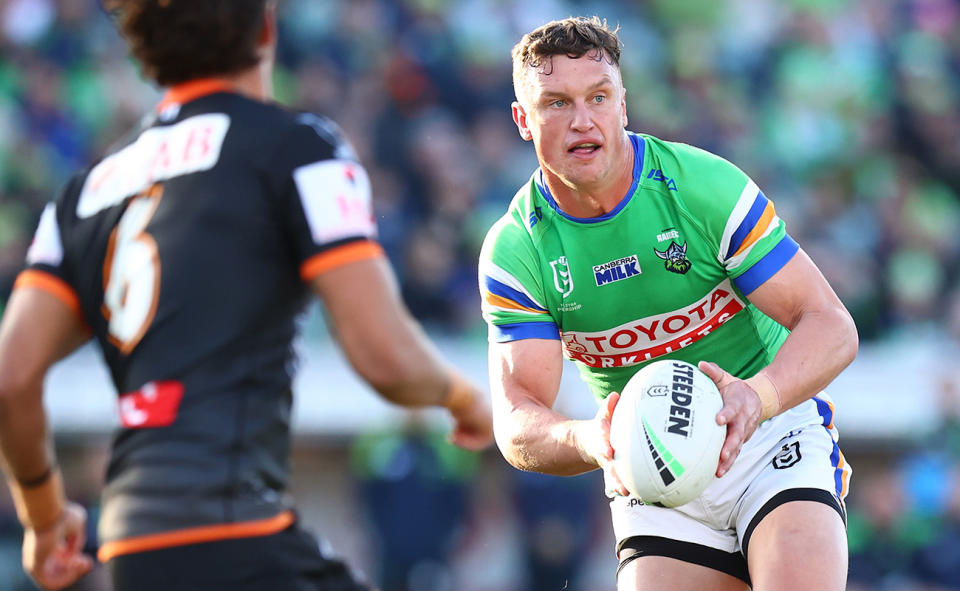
715,386,744,426
603,392,620,420
717,416,746,476
448,429,488,451
603,462,629,497
697,360,728,386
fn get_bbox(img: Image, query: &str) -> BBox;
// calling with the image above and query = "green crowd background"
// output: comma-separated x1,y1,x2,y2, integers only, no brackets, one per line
1,0,960,589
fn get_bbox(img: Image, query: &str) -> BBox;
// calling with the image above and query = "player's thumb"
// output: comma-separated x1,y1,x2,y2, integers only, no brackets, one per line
697,361,729,385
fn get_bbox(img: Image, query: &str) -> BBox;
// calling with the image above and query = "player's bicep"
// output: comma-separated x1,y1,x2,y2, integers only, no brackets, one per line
746,247,847,330
488,339,564,415
0,287,90,395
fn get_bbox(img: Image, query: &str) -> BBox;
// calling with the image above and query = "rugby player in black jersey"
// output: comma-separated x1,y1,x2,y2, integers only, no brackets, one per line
0,1,493,589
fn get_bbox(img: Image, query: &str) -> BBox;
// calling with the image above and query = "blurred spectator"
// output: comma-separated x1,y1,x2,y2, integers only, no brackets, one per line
913,471,960,589
847,467,936,591
350,416,480,591
511,470,602,591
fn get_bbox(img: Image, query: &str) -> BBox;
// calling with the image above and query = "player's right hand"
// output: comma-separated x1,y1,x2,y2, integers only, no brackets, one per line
22,501,93,590
579,392,629,497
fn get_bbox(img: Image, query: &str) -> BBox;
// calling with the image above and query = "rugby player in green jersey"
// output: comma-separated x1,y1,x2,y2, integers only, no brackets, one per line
479,16,858,591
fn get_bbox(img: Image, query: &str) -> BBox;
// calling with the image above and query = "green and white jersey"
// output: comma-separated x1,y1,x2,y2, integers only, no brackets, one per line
479,132,799,401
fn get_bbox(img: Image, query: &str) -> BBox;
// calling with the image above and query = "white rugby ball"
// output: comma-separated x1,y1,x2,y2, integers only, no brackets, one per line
610,359,726,507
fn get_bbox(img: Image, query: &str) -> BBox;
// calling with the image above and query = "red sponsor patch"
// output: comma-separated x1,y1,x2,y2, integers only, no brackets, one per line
118,380,185,428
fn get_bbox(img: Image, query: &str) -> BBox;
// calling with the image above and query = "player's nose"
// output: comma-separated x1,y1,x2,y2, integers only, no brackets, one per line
570,101,595,132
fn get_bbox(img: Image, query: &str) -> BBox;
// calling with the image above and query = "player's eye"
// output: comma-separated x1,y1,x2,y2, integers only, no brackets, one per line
592,95,606,104
550,99,566,108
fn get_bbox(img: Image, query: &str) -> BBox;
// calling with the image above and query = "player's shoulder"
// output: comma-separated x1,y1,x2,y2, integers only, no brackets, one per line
222,98,356,162
638,133,751,211
640,133,744,182
481,172,543,258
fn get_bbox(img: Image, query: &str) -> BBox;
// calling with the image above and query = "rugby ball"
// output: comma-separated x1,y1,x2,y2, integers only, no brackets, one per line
610,360,726,507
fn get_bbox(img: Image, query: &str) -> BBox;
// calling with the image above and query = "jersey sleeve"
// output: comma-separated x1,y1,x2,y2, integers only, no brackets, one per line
716,178,798,294
268,114,383,282
667,141,799,295
15,178,84,319
478,212,559,343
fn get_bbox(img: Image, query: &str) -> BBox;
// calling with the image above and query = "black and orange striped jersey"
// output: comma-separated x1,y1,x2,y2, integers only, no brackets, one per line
17,80,383,560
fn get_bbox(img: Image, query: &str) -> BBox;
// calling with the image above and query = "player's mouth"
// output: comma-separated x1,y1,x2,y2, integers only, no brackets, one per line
568,141,601,156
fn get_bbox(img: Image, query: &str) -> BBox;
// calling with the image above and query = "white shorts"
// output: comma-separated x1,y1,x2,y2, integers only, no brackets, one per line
611,394,851,583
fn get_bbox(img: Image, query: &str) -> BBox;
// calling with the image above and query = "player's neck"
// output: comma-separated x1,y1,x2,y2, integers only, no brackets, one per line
543,139,635,218
222,62,274,102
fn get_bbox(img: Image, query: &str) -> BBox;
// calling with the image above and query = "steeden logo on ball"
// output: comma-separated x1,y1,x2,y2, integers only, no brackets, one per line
610,359,726,508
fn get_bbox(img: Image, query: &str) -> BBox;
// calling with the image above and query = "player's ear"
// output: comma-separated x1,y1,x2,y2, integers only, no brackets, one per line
259,0,278,51
621,87,628,128
512,101,533,141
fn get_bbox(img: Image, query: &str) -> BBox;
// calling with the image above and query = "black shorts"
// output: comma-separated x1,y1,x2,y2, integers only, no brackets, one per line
107,524,369,591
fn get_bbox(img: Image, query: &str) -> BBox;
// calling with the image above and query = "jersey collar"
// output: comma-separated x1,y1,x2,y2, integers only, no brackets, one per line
156,79,237,112
535,132,645,224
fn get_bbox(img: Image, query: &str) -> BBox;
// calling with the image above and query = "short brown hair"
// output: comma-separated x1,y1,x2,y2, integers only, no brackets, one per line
102,0,269,86
511,16,622,99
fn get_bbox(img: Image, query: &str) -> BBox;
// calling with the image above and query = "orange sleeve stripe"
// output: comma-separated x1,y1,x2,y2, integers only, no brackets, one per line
299,240,384,282
97,510,295,562
732,203,776,258
485,293,548,314
13,270,83,320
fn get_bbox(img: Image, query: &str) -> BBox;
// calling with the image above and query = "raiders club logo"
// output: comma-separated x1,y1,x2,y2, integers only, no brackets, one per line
654,241,692,275
772,441,801,469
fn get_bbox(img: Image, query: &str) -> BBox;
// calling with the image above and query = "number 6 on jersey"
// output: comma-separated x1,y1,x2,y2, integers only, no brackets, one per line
102,184,163,354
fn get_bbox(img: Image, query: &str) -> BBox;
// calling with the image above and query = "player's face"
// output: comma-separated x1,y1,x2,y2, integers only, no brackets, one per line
512,53,629,194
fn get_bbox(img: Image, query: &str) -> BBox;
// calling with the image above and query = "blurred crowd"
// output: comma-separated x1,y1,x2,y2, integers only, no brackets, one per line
2,0,960,589
2,0,960,340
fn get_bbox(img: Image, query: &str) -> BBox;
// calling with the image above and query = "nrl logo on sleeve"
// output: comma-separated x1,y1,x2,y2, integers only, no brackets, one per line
550,256,574,298
593,255,641,286
654,242,692,275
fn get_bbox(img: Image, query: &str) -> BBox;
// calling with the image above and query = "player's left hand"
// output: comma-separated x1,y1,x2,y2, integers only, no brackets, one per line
22,501,93,590
447,385,495,451
698,361,763,478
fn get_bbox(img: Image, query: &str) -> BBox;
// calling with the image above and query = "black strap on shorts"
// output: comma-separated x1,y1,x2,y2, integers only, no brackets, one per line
740,487,846,559
616,536,751,585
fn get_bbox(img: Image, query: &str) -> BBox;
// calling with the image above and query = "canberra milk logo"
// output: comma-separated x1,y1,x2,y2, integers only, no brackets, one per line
594,255,641,286
550,256,574,298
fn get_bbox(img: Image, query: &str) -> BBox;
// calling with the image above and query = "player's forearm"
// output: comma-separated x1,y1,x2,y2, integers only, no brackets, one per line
494,398,597,476
748,305,858,420
0,378,65,531
354,314,463,409
0,375,54,483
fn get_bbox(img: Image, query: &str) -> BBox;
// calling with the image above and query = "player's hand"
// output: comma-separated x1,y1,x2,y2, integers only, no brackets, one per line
698,361,763,478
579,392,629,498
22,501,93,590
447,386,494,451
